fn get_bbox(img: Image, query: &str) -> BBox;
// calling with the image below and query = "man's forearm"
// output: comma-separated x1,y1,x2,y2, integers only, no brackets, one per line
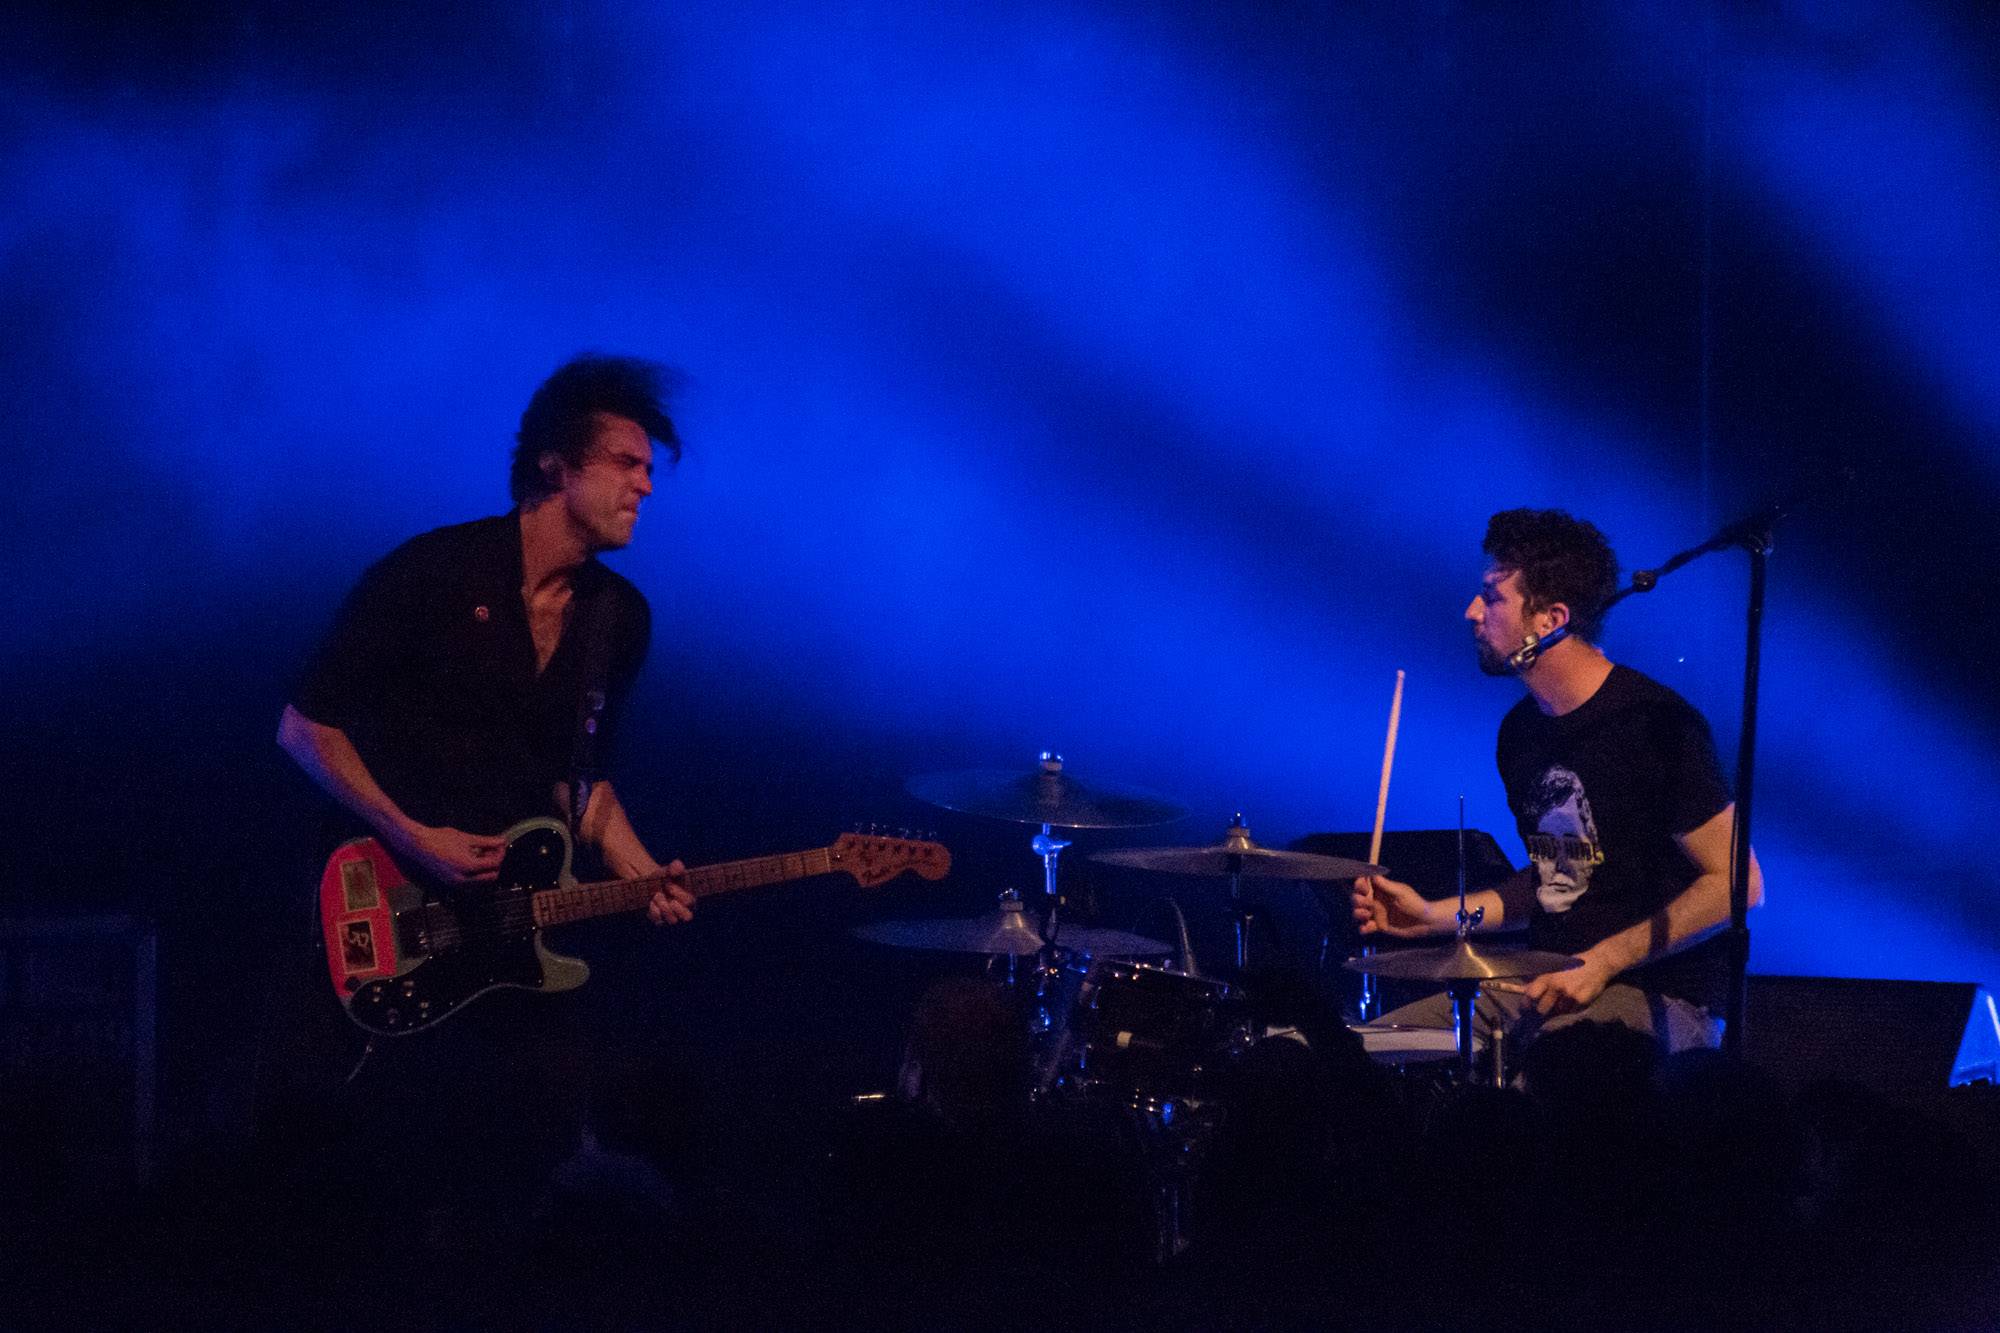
1579,871,1734,976
277,705,415,842
1425,867,1536,933
1579,808,1766,978
580,781,660,880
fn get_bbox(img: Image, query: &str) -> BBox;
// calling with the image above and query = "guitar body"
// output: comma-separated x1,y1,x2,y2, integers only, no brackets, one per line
319,818,588,1037
317,821,950,1037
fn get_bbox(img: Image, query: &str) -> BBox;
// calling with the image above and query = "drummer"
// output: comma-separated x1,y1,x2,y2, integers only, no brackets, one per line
1352,509,1762,1052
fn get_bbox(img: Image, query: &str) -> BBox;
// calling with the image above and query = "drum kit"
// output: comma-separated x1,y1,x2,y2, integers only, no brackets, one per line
852,751,1584,1260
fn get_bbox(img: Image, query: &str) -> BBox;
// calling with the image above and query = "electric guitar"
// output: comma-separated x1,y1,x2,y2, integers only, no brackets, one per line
318,818,951,1036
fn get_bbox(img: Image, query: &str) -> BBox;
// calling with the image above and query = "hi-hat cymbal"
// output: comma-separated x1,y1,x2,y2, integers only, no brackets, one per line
1341,938,1583,982
908,754,1187,830
1091,817,1386,882
851,897,1171,959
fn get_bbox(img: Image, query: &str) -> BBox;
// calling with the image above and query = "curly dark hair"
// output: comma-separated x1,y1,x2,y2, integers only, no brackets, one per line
510,353,683,504
1482,508,1620,642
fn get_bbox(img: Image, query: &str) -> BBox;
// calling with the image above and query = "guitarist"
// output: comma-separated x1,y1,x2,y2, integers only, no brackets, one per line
272,354,697,1234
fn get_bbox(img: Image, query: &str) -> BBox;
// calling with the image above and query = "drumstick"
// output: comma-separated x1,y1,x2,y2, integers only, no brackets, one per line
1355,670,1405,1020
1367,669,1405,871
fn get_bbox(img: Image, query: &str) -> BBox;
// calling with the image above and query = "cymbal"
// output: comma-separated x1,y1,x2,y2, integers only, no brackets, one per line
851,895,1171,959
907,754,1187,830
1091,817,1385,882
1341,938,1583,982
1052,925,1175,958
852,910,1045,955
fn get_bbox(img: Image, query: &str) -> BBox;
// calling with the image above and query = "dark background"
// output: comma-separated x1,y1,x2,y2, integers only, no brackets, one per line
4,0,1997,1155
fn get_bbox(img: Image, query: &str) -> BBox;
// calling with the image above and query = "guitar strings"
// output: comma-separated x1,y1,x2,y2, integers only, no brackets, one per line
401,847,855,951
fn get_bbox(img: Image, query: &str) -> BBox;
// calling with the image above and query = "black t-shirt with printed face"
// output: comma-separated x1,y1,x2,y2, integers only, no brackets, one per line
291,512,650,842
1496,665,1733,1011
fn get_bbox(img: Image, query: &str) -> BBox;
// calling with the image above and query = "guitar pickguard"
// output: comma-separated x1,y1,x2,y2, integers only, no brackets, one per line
320,819,590,1036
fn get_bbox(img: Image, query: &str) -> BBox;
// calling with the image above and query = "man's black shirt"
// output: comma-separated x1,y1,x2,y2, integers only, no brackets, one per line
1497,664,1733,1010
292,512,650,841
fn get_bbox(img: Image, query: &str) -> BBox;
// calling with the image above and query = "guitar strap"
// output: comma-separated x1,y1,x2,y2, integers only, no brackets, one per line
568,575,620,845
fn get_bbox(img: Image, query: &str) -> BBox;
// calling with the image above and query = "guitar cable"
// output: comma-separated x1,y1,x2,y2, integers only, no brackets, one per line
343,1038,377,1087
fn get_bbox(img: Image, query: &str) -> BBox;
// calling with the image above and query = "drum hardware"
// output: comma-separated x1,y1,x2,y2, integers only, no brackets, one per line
1341,938,1585,984
852,888,1048,957
851,886,1175,1040
905,753,1188,831
1091,815,1385,973
896,765,1333,1265
1129,1094,1219,1265
1345,936,1580,1085
1087,818,1384,882
1034,958,1250,1107
1033,955,1249,1261
1037,964,1238,1260
908,752,1187,959
849,889,1173,965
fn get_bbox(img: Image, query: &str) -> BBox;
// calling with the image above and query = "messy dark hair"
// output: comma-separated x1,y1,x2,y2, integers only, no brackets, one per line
1483,508,1620,642
510,354,683,504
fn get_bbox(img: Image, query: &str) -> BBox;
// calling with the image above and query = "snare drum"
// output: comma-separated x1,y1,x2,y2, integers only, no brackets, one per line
1349,1022,1479,1068
1036,959,1250,1107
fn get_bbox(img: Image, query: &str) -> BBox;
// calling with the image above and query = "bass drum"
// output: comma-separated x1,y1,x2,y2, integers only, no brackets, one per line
1035,958,1251,1110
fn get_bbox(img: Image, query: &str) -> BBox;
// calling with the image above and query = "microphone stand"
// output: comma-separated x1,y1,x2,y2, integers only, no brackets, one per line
1604,498,1793,1060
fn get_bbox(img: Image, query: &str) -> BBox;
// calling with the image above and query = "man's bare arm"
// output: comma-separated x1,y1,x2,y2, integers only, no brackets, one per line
1581,803,1763,977
1352,866,1538,938
276,704,501,884
1522,804,1763,1014
578,779,693,924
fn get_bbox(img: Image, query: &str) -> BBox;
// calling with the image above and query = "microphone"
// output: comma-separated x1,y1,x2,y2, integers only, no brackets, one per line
1506,625,1570,672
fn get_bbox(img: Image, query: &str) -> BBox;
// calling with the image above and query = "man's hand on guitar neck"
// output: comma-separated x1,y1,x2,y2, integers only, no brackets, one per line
645,860,694,926
583,780,694,927
607,843,693,926
388,821,505,885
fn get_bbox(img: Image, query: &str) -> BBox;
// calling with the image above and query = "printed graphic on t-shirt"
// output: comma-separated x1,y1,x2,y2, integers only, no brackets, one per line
1523,764,1604,914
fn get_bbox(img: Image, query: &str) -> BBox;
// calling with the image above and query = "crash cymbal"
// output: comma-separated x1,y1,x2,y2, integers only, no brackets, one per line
1341,938,1583,982
907,753,1187,830
1091,817,1386,882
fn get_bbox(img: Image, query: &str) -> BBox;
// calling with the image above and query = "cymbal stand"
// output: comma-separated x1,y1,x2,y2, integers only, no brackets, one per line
1223,815,1254,972
1031,823,1071,949
1449,804,1485,1084
979,890,1031,990
1024,826,1071,1034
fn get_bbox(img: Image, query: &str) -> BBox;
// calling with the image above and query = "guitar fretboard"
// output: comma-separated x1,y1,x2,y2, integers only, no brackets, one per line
531,847,838,928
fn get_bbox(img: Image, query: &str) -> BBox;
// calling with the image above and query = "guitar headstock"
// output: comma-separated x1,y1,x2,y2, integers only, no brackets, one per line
830,832,952,888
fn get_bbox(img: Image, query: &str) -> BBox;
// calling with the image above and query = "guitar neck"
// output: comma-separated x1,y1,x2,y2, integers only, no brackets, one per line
531,846,838,928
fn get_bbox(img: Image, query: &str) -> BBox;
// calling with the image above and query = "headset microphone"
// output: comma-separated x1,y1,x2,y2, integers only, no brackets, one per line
1506,624,1571,672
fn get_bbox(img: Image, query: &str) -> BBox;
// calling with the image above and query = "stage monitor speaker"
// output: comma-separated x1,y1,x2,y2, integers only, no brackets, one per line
1743,975,1996,1098
0,913,157,1190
